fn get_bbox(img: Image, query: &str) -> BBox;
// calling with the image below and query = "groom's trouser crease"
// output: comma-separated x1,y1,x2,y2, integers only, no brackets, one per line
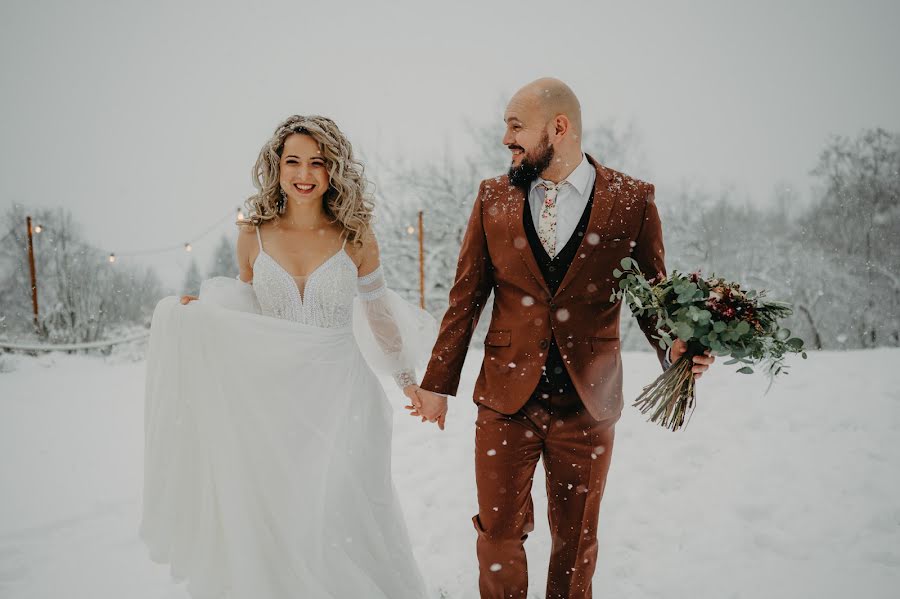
473,389,616,599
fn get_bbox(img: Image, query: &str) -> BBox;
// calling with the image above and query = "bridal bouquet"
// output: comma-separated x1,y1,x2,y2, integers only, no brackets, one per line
611,258,807,432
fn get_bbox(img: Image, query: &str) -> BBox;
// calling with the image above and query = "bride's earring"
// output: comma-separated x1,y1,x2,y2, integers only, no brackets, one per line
277,188,287,214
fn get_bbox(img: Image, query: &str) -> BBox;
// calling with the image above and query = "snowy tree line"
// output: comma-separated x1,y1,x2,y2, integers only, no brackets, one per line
0,205,162,346
1,126,896,352
0,204,238,346
644,128,899,350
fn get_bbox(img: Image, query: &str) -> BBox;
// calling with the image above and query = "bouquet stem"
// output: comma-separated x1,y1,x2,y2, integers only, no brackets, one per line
632,343,703,431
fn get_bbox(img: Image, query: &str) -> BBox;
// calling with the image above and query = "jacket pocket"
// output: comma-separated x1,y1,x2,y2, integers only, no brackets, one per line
484,329,511,347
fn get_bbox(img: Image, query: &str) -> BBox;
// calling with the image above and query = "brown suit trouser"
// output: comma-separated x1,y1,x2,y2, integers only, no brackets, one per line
473,388,617,599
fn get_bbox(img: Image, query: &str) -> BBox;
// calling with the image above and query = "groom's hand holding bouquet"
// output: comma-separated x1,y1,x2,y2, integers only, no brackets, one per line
669,339,716,379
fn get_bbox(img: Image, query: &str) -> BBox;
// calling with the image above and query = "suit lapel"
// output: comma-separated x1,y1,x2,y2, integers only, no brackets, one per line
554,154,616,298
505,183,551,297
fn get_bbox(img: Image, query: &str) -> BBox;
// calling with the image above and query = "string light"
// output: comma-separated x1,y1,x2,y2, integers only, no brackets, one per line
33,225,43,233
102,206,242,263
406,225,416,235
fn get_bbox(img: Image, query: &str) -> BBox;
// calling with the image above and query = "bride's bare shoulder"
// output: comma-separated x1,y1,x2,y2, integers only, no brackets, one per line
237,222,258,242
236,223,260,258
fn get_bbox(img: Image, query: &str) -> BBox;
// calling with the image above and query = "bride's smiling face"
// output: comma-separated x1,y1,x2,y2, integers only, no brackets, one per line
279,133,330,205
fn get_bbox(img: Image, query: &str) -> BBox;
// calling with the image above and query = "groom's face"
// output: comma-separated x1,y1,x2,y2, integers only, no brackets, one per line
504,100,554,188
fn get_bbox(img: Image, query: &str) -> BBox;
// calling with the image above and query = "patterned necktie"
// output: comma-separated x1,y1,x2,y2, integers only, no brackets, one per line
537,180,565,258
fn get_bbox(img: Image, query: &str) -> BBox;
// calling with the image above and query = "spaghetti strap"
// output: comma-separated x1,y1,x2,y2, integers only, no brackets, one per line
341,234,348,251
255,226,263,251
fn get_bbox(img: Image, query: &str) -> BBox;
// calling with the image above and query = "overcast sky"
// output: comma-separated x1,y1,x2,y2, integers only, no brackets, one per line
2,0,898,287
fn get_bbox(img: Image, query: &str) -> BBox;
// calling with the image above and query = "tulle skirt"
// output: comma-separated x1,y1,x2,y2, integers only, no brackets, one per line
140,293,428,598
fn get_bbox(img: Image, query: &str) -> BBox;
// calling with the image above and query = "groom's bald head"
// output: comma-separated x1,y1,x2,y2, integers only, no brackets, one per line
510,77,583,138
504,77,584,186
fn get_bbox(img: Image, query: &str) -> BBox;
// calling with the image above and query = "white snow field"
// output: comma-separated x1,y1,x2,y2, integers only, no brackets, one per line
1,347,898,598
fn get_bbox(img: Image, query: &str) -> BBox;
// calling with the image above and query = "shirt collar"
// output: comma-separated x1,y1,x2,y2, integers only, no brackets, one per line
529,153,592,196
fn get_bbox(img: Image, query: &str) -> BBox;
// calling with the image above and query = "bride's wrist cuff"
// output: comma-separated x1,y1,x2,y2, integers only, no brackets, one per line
393,370,417,389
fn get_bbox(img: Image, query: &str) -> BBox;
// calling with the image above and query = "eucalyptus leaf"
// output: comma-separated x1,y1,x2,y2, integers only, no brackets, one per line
737,366,754,374
674,322,694,339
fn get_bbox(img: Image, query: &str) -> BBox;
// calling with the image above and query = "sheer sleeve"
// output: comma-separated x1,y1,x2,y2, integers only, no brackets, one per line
351,265,438,390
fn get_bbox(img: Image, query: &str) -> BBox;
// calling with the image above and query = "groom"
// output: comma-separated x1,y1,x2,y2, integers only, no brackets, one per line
407,78,714,598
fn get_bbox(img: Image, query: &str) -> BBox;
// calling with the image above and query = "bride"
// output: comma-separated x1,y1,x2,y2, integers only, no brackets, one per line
140,115,435,598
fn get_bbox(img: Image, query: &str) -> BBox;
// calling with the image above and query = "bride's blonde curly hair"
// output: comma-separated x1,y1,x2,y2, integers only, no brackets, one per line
240,115,374,244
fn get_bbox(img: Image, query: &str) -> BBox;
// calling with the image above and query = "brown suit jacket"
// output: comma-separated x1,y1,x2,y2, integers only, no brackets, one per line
420,154,667,421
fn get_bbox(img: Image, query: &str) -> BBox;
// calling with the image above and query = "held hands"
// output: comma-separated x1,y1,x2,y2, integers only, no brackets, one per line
180,295,198,305
670,338,716,379
403,385,448,430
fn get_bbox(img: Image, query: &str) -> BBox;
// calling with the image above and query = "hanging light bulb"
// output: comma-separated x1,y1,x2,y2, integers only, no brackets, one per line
108,253,116,263
33,224,43,233
184,243,192,252
236,207,245,221
406,225,416,235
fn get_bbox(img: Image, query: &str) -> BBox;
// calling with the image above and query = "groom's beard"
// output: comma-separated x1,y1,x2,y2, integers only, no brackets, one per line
508,133,554,190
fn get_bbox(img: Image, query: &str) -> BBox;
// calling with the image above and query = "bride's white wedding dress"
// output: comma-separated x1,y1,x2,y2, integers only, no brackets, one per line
140,226,436,599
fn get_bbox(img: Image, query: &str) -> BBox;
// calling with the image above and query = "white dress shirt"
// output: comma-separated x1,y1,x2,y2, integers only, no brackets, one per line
527,153,596,251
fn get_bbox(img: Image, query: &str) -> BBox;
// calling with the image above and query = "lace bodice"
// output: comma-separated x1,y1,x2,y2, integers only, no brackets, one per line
248,226,417,389
253,228,358,329
251,227,358,328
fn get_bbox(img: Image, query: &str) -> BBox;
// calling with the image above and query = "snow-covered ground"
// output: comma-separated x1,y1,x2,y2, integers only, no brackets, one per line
1,347,898,598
